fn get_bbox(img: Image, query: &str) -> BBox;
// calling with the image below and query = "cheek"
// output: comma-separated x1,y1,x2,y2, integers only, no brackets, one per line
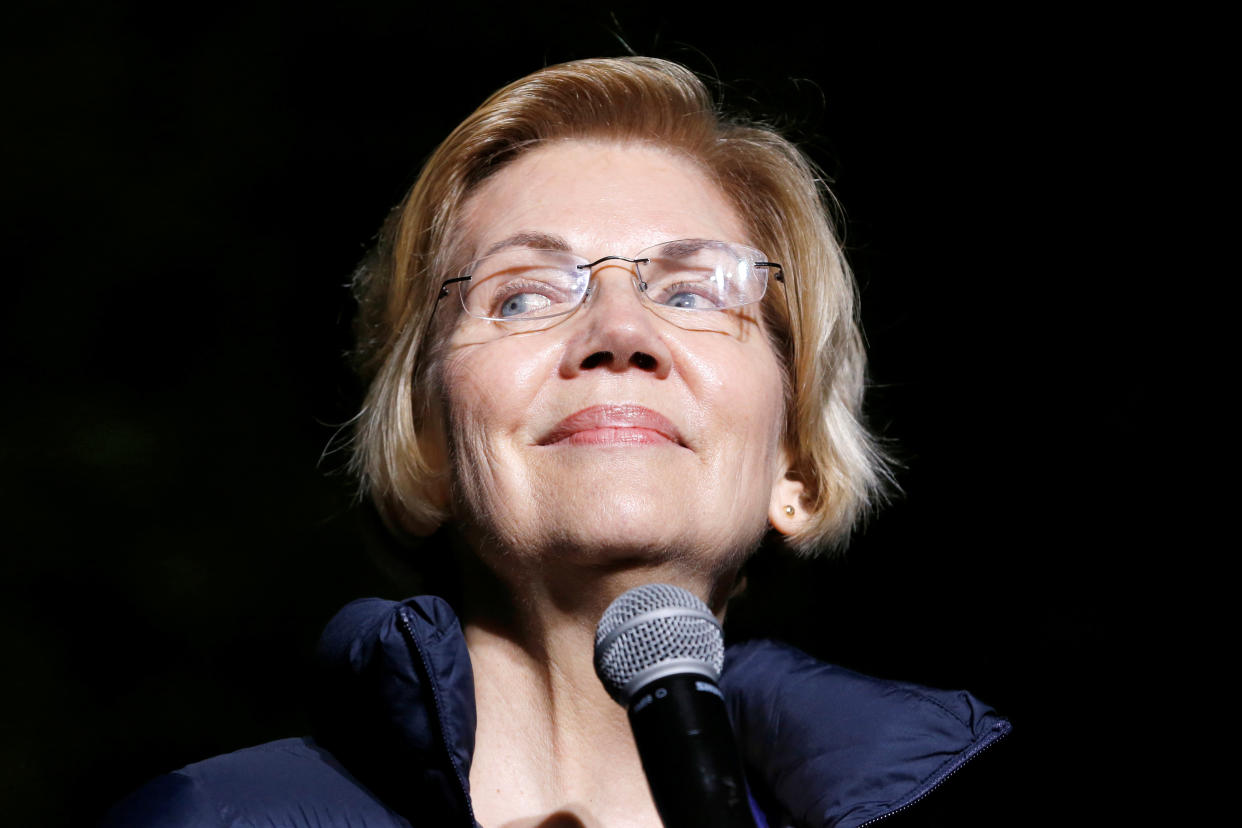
445,348,541,420
738,358,787,486
679,336,787,479
732,379,786,489
439,337,558,512
690,329,784,414
443,325,563,419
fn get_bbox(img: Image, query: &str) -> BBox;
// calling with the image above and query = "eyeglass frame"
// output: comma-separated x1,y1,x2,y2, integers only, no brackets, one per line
413,240,797,386
433,239,784,322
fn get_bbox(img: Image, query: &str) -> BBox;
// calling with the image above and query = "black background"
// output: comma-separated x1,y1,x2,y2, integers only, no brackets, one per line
3,2,1163,824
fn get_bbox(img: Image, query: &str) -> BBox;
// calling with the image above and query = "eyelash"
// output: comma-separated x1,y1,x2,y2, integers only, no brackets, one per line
488,278,568,313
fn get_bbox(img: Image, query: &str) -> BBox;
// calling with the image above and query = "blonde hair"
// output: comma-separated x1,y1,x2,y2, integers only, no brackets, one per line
350,57,887,554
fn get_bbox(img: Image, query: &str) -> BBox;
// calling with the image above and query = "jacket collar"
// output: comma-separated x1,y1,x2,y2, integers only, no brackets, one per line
312,595,1008,828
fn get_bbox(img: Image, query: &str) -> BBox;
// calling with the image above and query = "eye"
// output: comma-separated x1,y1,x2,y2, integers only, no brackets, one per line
498,291,554,318
647,276,727,311
465,257,583,320
661,289,723,310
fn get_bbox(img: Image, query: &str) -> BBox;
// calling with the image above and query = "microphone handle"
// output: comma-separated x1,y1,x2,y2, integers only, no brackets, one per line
627,673,759,828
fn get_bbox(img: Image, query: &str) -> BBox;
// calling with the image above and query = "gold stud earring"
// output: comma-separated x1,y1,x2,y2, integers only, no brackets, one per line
783,505,795,517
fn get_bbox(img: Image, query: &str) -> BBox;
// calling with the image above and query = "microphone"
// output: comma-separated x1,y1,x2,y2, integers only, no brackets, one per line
594,584,758,828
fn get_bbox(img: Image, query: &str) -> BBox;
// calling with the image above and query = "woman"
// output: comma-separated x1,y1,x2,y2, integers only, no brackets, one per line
105,57,1007,828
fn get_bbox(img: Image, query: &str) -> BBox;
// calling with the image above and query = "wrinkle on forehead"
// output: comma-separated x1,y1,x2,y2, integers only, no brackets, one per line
455,140,750,262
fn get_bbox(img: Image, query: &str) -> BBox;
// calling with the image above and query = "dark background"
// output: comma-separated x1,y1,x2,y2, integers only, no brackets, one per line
3,2,1163,824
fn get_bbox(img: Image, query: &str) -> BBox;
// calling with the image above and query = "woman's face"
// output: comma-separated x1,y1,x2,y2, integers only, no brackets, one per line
441,141,792,571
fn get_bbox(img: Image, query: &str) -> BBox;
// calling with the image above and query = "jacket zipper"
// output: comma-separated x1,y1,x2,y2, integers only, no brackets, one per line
854,719,1011,827
397,605,480,828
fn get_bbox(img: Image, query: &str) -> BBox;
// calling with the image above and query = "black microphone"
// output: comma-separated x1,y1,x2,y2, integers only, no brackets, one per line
594,584,758,828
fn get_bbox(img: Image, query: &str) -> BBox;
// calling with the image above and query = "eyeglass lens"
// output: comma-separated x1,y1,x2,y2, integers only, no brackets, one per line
459,240,773,330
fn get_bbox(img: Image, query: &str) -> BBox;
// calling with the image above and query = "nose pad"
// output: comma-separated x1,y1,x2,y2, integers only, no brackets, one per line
560,266,672,378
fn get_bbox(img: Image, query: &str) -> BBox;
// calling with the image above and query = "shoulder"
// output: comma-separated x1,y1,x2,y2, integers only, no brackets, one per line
723,640,1011,828
100,737,412,828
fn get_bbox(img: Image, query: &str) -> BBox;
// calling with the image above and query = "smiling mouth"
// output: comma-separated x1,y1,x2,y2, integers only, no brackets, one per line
538,404,684,447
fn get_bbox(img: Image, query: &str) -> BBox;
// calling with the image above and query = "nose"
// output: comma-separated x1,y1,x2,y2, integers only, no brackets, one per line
558,261,673,379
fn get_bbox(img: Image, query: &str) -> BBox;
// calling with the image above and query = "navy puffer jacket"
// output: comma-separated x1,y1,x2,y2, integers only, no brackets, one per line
103,596,1009,827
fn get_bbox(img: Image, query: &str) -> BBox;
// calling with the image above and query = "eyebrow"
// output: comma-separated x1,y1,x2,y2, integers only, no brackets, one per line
653,238,720,258
479,231,572,258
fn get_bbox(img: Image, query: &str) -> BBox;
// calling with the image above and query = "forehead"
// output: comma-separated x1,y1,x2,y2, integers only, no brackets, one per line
457,140,748,259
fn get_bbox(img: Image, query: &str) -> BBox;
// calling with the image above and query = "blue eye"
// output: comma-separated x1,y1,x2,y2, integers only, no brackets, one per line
499,292,554,318
661,290,721,310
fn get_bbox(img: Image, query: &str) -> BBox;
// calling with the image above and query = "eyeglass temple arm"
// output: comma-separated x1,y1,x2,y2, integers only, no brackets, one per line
757,262,784,283
751,261,795,374
437,275,472,298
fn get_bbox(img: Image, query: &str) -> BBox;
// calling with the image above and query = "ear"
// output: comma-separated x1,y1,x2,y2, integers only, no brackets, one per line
768,459,810,536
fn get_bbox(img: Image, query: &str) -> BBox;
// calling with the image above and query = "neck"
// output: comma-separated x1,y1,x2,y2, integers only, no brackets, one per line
460,548,737,828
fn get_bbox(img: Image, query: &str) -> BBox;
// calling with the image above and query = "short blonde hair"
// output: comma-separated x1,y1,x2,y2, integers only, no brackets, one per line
350,57,887,554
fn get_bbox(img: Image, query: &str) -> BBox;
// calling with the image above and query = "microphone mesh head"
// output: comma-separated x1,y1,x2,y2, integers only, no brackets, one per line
594,584,724,704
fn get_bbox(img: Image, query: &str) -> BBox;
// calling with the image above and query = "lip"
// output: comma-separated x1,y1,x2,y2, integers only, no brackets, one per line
538,404,685,447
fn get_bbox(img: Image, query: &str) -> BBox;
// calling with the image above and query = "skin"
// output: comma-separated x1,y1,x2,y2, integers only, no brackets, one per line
436,140,808,828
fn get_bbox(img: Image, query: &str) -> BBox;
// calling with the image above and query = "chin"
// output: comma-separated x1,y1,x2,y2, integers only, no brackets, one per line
454,453,772,570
